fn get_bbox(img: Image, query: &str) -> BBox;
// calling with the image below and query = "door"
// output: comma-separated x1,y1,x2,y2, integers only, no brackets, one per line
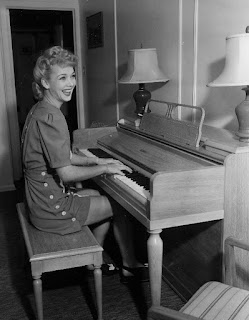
10,9,77,136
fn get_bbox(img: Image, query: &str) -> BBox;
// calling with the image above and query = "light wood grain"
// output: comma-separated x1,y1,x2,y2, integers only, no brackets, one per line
72,113,249,305
141,100,205,148
223,152,249,290
17,202,103,320
150,166,224,220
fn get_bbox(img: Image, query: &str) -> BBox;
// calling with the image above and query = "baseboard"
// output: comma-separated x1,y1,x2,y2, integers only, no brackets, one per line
162,264,194,302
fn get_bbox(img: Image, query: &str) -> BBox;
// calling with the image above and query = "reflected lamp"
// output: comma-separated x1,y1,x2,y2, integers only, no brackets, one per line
208,27,249,142
119,48,169,116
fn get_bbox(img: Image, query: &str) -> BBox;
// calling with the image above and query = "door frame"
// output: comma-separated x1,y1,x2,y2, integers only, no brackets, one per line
0,0,86,180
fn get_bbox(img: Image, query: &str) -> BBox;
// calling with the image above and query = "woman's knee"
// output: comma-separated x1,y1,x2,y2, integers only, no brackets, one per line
85,195,113,225
77,189,100,197
96,196,113,219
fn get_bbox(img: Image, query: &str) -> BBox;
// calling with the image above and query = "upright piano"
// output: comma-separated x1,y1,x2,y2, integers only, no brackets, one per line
73,100,249,305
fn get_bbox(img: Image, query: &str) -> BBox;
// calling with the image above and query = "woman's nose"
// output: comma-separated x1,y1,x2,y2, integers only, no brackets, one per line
67,77,75,86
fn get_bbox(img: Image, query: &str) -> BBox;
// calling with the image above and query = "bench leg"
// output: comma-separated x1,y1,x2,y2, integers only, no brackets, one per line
33,276,43,320
93,266,103,320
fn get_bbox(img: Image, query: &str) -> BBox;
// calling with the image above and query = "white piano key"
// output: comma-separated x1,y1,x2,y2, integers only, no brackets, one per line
80,148,150,199
113,174,150,199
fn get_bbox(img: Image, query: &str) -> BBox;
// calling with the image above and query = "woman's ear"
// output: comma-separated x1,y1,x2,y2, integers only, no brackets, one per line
41,78,49,89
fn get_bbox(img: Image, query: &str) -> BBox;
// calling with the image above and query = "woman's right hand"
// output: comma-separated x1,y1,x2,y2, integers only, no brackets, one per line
105,163,132,176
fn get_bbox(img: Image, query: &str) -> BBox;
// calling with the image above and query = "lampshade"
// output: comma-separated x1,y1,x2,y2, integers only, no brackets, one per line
207,28,249,142
119,48,169,84
208,33,249,87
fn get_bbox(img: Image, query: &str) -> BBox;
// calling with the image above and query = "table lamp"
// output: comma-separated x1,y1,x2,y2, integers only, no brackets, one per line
208,27,249,142
119,48,169,116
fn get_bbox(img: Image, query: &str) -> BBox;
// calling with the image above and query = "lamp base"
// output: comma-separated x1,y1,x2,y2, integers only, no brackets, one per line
235,86,249,142
133,83,151,116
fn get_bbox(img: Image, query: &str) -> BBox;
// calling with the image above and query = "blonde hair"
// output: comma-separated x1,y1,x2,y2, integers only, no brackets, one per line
32,46,78,100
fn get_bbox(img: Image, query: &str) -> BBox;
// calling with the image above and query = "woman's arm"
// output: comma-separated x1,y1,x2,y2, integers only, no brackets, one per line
56,161,132,183
71,152,98,166
71,152,123,166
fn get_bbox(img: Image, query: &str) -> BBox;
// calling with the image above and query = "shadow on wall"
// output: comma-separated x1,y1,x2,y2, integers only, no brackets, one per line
202,57,240,132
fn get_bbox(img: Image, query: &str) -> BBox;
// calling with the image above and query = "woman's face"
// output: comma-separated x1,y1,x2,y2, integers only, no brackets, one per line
42,64,76,107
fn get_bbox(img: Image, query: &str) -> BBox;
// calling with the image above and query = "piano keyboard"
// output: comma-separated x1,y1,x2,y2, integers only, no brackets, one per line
80,148,151,200
113,174,150,199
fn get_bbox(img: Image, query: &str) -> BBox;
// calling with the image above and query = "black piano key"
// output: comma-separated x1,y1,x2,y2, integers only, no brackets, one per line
89,148,111,158
89,148,150,190
126,172,150,190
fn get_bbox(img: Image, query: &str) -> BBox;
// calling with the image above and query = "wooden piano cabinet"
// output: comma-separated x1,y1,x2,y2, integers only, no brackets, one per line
150,166,224,224
72,120,249,306
223,152,249,291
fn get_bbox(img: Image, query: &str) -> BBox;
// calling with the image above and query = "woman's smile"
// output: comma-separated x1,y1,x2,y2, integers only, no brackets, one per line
43,65,76,108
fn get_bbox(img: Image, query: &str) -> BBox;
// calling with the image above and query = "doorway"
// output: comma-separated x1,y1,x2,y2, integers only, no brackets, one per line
10,9,78,136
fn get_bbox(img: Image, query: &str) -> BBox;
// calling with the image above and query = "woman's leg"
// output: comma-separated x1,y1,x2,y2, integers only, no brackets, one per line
112,206,144,269
77,189,113,246
78,189,148,280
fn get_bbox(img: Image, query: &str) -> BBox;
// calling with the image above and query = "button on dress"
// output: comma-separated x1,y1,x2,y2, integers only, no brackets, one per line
21,101,90,235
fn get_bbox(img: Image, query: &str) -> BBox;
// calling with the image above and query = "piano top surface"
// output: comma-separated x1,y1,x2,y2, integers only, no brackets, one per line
97,130,217,175
72,114,249,177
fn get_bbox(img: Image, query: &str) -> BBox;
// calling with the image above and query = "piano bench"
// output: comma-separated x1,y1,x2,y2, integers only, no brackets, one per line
16,202,103,320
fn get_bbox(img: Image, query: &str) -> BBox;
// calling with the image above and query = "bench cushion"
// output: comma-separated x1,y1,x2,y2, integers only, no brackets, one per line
17,202,103,261
181,281,249,319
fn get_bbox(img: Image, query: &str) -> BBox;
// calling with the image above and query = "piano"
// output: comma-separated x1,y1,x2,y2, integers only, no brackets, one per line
73,100,249,305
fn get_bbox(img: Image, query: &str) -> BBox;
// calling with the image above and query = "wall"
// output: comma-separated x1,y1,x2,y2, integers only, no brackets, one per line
197,0,249,130
84,0,249,133
0,45,15,191
82,0,117,127
117,0,179,119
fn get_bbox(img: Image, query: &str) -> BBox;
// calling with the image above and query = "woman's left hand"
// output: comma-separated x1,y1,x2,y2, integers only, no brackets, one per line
97,158,123,165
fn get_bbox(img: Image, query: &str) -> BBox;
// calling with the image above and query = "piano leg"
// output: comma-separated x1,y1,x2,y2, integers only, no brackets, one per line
147,229,163,306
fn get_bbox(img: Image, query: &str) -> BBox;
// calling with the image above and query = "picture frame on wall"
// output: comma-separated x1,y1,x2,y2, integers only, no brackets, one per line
86,12,104,49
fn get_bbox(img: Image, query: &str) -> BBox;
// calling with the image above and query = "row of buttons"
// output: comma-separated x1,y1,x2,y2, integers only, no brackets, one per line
22,108,76,224
42,171,76,222
42,173,55,201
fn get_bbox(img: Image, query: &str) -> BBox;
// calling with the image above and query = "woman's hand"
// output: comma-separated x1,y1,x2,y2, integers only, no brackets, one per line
105,162,132,176
97,157,123,165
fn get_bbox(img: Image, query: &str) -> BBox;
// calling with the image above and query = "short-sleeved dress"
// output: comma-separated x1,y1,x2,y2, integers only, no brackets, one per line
21,100,90,235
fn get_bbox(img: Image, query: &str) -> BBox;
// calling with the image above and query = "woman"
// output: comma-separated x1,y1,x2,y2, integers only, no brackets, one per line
21,46,148,283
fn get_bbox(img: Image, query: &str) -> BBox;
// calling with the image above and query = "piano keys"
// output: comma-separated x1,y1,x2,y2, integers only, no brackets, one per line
81,147,150,199
73,100,249,305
